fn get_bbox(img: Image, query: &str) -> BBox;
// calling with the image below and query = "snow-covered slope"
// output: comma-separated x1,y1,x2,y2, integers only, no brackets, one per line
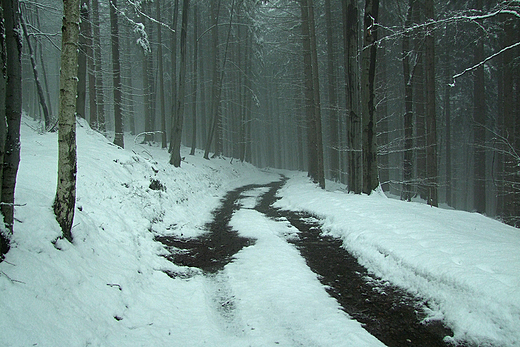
1,118,519,346
276,175,520,346
0,118,281,346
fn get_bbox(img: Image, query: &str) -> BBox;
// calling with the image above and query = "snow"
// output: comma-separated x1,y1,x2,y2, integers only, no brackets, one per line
275,173,520,346
0,117,519,346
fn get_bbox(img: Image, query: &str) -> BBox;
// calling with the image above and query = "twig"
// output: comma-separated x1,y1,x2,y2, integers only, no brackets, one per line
107,283,122,291
0,202,27,207
0,270,26,284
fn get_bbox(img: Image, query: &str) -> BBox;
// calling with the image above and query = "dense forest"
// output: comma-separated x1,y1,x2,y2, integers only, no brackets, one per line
1,0,519,255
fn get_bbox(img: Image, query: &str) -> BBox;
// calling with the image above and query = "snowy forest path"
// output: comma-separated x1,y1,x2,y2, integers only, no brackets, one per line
156,177,458,347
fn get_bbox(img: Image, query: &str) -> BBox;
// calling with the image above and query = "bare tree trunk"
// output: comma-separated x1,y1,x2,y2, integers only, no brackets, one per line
1,0,22,251
170,0,189,167
54,0,80,241
444,35,452,207
473,0,486,214
0,0,21,258
324,0,339,181
343,0,362,193
169,0,179,149
142,48,151,142
411,1,426,199
204,0,234,160
35,7,53,119
75,0,88,120
502,15,519,224
424,0,437,207
110,0,123,148
84,0,96,129
244,26,253,163
361,0,379,194
20,10,51,128
92,0,105,132
300,0,316,182
190,4,198,156
308,0,324,188
402,1,413,201
156,0,167,149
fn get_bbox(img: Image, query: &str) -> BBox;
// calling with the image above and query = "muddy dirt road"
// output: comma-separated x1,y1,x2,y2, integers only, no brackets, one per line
156,177,459,347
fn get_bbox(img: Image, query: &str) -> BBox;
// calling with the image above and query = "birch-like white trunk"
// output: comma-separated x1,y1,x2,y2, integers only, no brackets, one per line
54,0,80,241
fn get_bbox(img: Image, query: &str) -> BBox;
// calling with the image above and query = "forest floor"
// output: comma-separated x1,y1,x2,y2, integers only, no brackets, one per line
1,118,519,346
156,178,459,347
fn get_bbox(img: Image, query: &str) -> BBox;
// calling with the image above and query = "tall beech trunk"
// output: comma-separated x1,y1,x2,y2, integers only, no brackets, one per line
91,0,105,131
86,0,96,129
76,0,88,120
299,0,324,188
190,4,198,156
110,0,124,148
308,0,324,189
343,0,362,193
424,0,438,206
361,0,379,194
54,0,80,241
402,1,413,201
204,0,234,160
36,7,53,119
324,0,339,181
156,0,167,149
169,0,179,149
170,0,189,167
473,0,486,214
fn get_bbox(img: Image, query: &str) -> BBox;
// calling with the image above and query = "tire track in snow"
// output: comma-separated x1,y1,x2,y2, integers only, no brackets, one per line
157,177,461,347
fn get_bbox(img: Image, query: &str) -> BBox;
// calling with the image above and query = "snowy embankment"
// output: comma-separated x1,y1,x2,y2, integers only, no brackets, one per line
0,118,279,346
276,174,520,346
1,118,519,346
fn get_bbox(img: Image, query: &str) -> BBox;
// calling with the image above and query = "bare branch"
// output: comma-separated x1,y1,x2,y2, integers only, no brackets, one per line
451,41,520,85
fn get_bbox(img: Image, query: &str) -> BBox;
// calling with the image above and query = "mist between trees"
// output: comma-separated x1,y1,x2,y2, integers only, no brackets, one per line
12,0,520,227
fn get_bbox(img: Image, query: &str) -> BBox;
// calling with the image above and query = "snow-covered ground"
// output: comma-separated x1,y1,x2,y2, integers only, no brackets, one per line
276,176,520,346
0,118,519,346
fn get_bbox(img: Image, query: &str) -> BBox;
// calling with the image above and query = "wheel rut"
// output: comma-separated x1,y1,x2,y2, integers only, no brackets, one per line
156,177,462,347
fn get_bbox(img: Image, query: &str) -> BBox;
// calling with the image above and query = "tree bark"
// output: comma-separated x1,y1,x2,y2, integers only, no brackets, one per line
204,0,232,160
325,0,339,182
204,1,220,159
300,0,316,182
54,0,80,241
190,4,198,156
91,0,105,132
361,0,379,194
0,0,22,258
473,14,486,214
85,0,96,129
110,0,123,148
20,10,51,128
299,0,324,188
411,1,426,199
343,0,362,193
169,0,179,149
156,0,167,149
75,0,88,120
424,0,438,206
35,7,53,120
308,0,324,189
170,0,189,167
444,32,452,207
502,14,519,224
402,1,413,202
